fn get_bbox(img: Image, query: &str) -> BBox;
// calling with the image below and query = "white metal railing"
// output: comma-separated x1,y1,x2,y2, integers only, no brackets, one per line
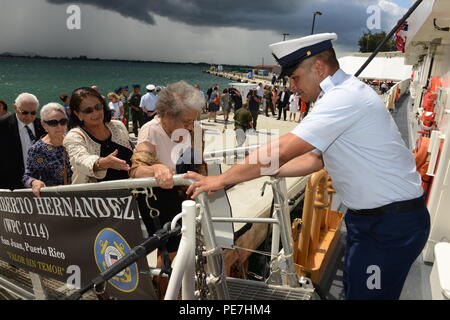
385,79,411,111
6,171,302,299
12,175,230,300
203,145,260,164
165,201,196,300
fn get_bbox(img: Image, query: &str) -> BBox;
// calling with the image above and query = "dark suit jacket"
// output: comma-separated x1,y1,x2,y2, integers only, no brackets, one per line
0,114,45,190
277,91,291,108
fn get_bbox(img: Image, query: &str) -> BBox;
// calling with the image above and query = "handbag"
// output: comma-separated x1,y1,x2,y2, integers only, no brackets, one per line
213,93,220,105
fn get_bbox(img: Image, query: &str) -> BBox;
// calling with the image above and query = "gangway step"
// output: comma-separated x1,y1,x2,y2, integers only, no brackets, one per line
225,277,317,300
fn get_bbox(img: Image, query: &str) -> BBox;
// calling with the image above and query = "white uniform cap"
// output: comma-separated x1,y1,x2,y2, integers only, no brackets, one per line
146,84,156,91
269,33,338,78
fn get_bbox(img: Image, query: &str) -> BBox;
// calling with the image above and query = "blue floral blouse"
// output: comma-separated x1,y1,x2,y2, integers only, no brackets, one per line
23,140,72,187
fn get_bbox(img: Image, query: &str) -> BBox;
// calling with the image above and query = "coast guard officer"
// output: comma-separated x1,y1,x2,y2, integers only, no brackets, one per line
140,84,158,123
185,33,430,300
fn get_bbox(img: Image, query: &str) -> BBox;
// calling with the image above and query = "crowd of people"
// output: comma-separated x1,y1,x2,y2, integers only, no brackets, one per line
0,79,311,193
0,79,311,192
0,81,211,297
203,82,311,126
363,79,397,95
0,77,310,297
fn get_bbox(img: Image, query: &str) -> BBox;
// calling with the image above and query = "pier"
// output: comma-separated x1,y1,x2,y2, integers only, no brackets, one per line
203,70,278,87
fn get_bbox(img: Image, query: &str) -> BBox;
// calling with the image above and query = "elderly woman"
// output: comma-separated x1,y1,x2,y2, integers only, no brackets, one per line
23,103,72,196
130,81,206,259
63,87,132,184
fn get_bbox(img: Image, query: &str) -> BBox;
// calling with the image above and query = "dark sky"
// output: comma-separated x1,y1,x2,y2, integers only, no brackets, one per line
0,0,409,64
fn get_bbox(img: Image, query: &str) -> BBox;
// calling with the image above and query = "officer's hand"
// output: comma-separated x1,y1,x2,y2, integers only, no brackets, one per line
184,171,225,199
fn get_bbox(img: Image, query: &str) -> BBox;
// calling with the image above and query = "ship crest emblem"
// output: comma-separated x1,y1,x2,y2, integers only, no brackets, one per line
94,228,139,293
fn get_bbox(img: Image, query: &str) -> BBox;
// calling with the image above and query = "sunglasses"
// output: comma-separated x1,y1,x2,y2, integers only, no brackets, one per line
79,103,103,114
18,107,37,116
44,119,68,127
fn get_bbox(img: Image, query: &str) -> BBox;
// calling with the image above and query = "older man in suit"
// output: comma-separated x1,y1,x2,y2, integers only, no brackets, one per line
0,93,45,190
277,86,291,121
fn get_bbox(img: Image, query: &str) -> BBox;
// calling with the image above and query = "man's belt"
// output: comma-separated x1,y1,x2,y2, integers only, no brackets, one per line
349,195,425,216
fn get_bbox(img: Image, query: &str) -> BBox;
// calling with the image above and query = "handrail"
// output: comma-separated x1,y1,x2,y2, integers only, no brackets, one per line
3,172,304,297
385,79,411,111
11,175,194,193
203,145,260,161
211,217,278,224
3,175,230,299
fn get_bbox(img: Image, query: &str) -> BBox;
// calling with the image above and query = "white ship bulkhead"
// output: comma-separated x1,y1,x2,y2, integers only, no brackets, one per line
430,242,450,299
404,0,450,299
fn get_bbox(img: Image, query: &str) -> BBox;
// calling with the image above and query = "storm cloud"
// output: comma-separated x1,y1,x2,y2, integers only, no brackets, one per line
47,0,406,47
0,0,408,65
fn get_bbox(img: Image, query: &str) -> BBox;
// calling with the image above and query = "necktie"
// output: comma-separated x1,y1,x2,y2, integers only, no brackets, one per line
25,125,36,144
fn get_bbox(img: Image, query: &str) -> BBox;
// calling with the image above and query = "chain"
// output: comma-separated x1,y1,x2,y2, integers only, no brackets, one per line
194,210,210,300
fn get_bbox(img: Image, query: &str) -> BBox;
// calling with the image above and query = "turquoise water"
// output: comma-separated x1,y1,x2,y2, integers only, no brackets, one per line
0,57,232,111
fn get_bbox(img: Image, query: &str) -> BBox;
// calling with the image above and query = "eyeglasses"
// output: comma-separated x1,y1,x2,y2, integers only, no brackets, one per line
44,119,68,127
79,103,103,114
18,107,37,116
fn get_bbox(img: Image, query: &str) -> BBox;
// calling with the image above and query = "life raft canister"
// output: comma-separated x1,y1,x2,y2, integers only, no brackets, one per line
430,76,442,93
423,91,438,112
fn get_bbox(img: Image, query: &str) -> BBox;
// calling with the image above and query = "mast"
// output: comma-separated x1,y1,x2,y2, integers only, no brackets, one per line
354,0,424,77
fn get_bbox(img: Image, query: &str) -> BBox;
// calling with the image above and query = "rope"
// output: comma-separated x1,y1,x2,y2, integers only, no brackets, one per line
231,245,279,258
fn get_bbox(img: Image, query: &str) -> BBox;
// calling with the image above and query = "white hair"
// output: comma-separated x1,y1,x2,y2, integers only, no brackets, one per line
15,92,39,108
156,81,205,119
40,103,66,121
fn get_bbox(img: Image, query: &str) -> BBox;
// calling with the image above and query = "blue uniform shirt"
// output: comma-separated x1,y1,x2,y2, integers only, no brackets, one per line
140,92,158,112
291,69,422,209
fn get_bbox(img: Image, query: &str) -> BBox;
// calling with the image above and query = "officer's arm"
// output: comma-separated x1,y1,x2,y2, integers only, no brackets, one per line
207,133,315,186
216,133,314,185
185,133,314,198
275,151,323,177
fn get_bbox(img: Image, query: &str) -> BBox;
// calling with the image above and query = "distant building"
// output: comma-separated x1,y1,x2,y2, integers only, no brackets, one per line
253,65,281,76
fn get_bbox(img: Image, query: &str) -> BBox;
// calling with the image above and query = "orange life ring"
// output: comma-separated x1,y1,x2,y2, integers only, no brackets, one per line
414,136,429,168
